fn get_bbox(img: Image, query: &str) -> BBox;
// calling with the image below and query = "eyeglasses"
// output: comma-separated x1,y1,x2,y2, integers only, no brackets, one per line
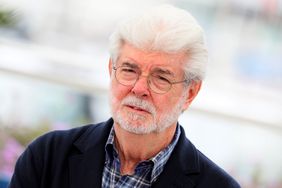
113,65,188,94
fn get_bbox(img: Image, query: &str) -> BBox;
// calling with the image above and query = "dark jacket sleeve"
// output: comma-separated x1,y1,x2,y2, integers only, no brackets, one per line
8,124,96,188
196,151,241,188
8,145,42,188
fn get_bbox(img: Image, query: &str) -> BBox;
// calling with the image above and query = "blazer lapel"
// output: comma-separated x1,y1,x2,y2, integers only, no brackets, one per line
68,119,114,188
68,150,104,188
67,121,199,188
153,126,200,188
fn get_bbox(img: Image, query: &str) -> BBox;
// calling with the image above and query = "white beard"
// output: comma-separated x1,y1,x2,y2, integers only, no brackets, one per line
110,91,188,134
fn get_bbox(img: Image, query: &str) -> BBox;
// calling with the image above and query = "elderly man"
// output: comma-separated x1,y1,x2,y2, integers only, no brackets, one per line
9,5,240,188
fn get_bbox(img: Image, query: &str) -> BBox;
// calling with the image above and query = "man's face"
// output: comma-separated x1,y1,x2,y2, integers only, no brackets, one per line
109,43,198,134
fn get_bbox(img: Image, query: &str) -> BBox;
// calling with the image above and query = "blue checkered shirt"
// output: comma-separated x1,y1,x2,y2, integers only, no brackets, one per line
101,125,181,188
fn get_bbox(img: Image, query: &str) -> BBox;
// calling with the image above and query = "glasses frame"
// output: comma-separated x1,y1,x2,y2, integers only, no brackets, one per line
113,66,189,94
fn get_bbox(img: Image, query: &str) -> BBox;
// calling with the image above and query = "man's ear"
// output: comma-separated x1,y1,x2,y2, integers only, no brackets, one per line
108,58,113,76
182,81,202,111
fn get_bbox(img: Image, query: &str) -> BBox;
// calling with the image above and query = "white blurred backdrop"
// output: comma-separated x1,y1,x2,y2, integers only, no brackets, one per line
0,0,282,187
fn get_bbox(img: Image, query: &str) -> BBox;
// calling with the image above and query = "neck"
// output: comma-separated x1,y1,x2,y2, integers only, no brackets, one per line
113,123,177,175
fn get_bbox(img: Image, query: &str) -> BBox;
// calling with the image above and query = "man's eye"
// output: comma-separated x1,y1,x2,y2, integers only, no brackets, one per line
159,77,170,82
155,75,170,84
121,68,136,73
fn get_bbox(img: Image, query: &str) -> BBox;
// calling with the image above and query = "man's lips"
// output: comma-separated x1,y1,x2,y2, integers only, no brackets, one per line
125,105,150,113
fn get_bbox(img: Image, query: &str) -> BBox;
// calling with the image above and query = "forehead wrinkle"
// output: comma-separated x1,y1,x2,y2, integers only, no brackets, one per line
118,43,187,76
120,59,176,77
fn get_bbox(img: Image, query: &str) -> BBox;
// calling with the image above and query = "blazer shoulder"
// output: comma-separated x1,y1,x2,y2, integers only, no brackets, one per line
29,123,93,148
155,126,241,188
196,150,241,188
28,119,112,154
10,119,113,188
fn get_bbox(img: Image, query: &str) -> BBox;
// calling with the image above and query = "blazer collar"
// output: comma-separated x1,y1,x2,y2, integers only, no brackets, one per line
153,126,200,188
68,120,200,188
68,118,114,188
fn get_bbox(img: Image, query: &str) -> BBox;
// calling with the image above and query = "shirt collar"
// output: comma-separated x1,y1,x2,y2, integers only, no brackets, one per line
104,123,181,183
150,124,181,183
104,126,117,164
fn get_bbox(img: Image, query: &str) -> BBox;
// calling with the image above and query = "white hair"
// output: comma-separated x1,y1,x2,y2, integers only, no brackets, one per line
109,4,208,82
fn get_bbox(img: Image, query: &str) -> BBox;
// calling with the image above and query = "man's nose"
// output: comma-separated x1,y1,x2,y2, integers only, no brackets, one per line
131,75,150,97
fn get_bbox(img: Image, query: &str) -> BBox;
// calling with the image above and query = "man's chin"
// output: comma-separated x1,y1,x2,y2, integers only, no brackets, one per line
118,121,157,135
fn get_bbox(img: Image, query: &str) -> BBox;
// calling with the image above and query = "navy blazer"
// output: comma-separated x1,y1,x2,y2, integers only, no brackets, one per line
9,118,240,188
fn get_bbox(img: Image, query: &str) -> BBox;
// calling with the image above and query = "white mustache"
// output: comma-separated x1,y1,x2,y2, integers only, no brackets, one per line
121,96,156,115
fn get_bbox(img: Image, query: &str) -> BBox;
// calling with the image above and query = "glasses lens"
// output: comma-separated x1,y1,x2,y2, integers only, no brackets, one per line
115,66,138,86
114,66,174,94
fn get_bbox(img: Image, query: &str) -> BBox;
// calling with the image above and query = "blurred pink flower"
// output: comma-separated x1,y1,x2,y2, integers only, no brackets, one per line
0,136,24,177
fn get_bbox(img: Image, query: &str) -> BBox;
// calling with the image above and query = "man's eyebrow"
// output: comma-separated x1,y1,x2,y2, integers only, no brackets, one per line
120,62,175,76
121,62,139,69
153,67,175,77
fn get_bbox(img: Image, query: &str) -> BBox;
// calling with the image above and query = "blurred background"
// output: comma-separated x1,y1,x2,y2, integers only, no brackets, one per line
0,0,281,187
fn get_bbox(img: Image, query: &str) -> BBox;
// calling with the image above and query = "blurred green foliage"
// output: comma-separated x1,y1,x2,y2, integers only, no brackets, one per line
2,121,52,147
0,8,17,27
